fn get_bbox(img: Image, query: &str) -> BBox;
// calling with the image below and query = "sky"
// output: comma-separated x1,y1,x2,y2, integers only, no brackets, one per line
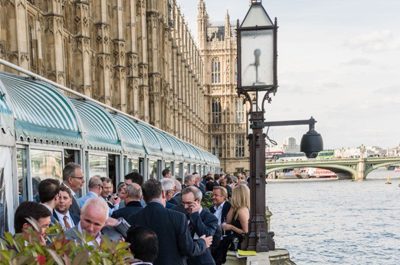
177,0,400,149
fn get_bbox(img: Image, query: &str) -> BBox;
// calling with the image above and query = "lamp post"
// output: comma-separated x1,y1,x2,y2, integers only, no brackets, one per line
237,1,323,252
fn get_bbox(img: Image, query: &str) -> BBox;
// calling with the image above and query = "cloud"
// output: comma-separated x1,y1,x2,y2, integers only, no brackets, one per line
320,82,341,89
344,30,400,52
342,58,371,66
373,85,399,94
277,83,307,94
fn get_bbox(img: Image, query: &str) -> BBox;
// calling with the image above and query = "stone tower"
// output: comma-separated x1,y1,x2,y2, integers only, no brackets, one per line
197,0,249,173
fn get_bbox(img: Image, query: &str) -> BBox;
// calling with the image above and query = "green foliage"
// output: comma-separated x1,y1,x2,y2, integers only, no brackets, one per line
0,222,133,265
201,191,213,209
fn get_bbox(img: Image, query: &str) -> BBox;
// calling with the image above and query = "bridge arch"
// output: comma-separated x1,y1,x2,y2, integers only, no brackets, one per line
365,161,400,177
266,164,357,179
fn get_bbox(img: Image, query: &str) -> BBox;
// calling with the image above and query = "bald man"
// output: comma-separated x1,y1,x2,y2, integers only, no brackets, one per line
111,183,143,220
65,197,108,245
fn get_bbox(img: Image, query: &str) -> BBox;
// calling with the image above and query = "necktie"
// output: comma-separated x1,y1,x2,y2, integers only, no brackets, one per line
63,215,71,230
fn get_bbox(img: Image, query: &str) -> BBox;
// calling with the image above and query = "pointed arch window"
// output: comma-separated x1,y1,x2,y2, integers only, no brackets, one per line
212,135,223,158
212,98,222,124
235,134,245,158
211,58,221,84
236,99,245,123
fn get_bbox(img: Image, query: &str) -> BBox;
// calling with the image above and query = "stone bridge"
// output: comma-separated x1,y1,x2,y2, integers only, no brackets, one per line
266,156,400,181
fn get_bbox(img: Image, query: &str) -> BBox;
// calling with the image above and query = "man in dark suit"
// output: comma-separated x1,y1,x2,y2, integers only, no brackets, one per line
38,178,60,225
62,162,85,217
53,186,80,230
112,183,143,220
193,172,206,194
161,178,177,209
168,179,182,206
176,186,219,265
128,179,213,265
209,186,231,264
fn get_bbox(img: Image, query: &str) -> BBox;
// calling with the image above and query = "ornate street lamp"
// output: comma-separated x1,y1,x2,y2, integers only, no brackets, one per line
237,0,278,252
237,0,323,252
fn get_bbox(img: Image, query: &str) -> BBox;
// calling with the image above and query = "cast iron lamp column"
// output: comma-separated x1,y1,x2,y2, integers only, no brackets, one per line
247,111,268,251
236,0,278,252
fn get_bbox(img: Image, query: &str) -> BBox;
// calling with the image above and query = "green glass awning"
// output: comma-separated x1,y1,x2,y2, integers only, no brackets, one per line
71,99,121,152
112,113,146,156
161,132,184,157
0,72,82,146
152,128,175,159
0,71,220,167
135,121,163,157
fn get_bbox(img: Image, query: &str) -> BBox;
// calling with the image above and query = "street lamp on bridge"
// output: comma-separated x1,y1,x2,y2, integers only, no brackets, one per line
236,0,324,252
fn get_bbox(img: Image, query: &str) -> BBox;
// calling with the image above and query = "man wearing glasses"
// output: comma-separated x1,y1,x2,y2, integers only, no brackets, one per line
62,162,85,217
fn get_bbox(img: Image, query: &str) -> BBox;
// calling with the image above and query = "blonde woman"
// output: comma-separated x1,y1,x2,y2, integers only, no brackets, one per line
222,184,250,238
216,184,250,264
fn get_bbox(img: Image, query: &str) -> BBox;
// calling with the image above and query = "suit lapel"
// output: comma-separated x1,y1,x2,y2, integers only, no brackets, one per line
70,196,81,216
53,211,59,222
222,202,230,223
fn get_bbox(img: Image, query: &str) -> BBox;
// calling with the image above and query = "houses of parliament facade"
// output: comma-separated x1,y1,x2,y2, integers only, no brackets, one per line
0,0,248,173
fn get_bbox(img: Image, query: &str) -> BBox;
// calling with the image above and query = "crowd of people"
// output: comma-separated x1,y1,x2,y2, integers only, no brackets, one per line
12,162,251,265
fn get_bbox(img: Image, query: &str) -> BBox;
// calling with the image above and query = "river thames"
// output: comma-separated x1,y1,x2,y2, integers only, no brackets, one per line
267,169,400,265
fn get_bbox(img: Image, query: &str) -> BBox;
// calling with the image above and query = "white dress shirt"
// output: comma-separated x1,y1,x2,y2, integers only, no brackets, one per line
54,210,75,230
213,201,226,225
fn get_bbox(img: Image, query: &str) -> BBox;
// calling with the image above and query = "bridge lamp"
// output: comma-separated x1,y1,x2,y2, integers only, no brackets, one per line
236,0,278,252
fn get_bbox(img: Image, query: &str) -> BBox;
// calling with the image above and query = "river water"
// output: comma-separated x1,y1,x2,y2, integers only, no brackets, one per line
267,169,400,265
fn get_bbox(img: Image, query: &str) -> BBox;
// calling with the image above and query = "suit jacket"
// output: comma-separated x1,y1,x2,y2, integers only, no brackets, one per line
169,192,182,206
197,183,206,194
53,211,80,227
209,201,231,225
62,183,81,217
111,201,143,220
128,201,207,265
64,225,100,245
174,206,218,265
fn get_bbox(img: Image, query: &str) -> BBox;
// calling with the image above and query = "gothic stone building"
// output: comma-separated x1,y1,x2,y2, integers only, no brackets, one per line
198,0,249,173
0,0,249,173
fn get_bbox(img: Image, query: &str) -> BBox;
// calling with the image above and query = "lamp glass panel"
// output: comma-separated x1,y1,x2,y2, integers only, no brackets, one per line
241,4,273,27
240,29,274,87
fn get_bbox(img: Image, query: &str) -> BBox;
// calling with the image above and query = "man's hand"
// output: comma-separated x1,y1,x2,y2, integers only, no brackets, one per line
200,235,213,248
109,195,121,206
105,217,119,226
190,200,201,213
